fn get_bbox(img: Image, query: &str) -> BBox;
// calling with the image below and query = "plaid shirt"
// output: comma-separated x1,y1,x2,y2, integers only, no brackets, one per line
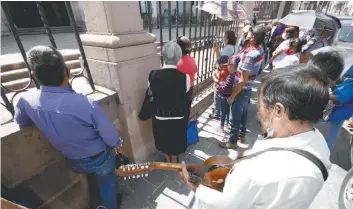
234,45,264,90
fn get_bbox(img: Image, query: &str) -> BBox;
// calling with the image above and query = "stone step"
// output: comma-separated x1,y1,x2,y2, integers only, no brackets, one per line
1,62,82,83
24,159,88,209
1,68,82,92
1,49,80,72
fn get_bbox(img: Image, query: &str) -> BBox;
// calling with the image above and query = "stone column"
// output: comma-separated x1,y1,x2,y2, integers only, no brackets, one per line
80,1,160,162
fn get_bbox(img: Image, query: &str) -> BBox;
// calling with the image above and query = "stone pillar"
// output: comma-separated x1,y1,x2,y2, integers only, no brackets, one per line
80,2,160,162
70,1,86,30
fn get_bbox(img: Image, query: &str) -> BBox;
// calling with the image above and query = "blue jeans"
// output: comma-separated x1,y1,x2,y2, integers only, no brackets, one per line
229,89,251,144
66,149,118,209
325,120,344,150
214,89,221,117
220,95,231,127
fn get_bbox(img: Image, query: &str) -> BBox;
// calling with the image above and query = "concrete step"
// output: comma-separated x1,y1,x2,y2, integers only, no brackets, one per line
1,49,80,72
25,159,88,209
1,60,80,83
2,68,82,92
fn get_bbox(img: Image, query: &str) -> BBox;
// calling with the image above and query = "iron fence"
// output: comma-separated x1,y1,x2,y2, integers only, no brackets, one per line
0,1,94,117
147,1,242,94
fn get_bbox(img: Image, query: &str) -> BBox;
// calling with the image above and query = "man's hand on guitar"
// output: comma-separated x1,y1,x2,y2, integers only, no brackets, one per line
179,161,198,192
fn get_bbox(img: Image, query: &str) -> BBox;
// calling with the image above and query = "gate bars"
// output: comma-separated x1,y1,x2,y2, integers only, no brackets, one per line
0,1,95,117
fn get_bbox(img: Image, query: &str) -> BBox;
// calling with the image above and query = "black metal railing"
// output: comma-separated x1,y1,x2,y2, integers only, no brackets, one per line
0,1,95,117
148,1,241,94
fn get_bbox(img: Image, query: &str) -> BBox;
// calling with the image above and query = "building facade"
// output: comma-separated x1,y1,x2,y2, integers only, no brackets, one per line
1,1,85,36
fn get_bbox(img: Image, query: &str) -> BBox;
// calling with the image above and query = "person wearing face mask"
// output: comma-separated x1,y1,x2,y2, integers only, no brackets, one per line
271,38,303,69
179,64,331,209
219,25,266,149
210,31,237,120
301,29,326,63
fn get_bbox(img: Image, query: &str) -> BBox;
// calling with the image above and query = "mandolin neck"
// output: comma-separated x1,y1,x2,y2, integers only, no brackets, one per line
151,162,201,172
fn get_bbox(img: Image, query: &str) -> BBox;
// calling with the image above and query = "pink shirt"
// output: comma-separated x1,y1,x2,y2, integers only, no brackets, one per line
177,55,198,86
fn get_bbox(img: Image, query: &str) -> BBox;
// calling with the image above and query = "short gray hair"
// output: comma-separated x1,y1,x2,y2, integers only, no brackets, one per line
162,41,182,65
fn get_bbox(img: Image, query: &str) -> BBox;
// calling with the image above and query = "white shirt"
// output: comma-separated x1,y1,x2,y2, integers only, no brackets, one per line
149,64,190,120
273,52,300,69
195,129,331,209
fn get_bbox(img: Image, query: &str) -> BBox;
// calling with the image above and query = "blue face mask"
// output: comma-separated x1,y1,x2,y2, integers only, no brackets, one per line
313,31,319,38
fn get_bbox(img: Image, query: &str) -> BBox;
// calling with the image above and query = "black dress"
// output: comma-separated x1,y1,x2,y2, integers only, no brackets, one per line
149,68,189,155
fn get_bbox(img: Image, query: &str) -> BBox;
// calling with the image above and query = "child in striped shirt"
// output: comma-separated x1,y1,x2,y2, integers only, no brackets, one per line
216,56,241,133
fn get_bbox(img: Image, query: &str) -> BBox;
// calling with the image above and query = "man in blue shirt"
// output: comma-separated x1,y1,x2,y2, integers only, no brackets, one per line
15,46,122,209
326,77,353,149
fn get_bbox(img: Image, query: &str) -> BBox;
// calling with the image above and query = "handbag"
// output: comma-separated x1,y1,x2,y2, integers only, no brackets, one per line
138,70,156,121
138,87,154,121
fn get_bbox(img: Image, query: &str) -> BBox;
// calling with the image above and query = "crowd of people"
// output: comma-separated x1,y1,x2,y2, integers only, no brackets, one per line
7,17,353,209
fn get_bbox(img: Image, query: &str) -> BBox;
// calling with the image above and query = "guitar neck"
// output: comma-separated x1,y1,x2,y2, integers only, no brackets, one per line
151,162,201,172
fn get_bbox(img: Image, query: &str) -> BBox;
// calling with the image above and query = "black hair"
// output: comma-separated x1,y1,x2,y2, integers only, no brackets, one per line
225,31,236,46
285,27,296,39
289,38,303,53
27,45,67,86
307,50,344,82
260,64,329,122
250,25,267,46
176,36,192,56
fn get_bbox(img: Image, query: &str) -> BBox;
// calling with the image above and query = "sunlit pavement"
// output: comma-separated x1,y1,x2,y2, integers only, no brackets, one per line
117,71,350,209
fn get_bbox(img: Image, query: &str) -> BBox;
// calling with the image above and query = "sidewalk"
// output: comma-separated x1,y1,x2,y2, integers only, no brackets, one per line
117,73,349,208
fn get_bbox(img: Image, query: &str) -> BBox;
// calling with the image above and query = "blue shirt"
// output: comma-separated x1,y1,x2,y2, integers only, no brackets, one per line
328,78,353,121
14,86,122,159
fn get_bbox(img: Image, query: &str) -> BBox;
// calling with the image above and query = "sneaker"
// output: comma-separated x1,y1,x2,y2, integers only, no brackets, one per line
209,114,220,120
219,141,238,149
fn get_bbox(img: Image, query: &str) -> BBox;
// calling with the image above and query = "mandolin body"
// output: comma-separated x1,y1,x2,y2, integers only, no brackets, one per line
201,156,233,192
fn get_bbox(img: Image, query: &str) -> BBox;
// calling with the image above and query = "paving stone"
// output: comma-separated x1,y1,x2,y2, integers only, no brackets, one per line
149,179,194,209
144,170,168,187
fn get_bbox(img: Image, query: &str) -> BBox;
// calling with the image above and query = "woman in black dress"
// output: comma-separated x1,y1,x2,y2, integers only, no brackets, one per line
149,41,190,163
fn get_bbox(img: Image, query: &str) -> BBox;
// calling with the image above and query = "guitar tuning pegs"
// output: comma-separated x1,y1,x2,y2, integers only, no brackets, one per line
145,173,149,177
137,175,140,178
128,176,130,179
132,175,135,179
124,177,126,180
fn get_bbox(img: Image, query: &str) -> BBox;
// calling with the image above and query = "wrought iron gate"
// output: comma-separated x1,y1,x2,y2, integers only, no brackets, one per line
142,1,243,95
0,1,94,118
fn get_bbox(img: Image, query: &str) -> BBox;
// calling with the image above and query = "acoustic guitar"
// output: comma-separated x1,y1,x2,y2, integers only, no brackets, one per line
117,155,234,191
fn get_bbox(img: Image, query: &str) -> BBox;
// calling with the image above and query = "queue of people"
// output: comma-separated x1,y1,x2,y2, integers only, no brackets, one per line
10,17,352,209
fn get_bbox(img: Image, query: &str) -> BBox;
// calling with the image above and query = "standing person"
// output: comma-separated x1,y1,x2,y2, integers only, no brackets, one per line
271,38,303,69
149,41,190,163
216,56,241,133
14,46,122,209
176,36,198,106
179,64,331,209
210,31,237,120
306,51,345,150
220,25,266,149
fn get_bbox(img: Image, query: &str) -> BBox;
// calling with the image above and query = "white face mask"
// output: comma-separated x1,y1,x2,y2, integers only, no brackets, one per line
282,32,287,40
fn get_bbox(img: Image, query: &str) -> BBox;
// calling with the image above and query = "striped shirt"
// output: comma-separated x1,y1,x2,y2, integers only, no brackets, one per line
217,73,237,97
234,45,264,90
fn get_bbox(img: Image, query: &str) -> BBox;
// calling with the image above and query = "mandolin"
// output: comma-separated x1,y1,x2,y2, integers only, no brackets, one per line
117,155,234,191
